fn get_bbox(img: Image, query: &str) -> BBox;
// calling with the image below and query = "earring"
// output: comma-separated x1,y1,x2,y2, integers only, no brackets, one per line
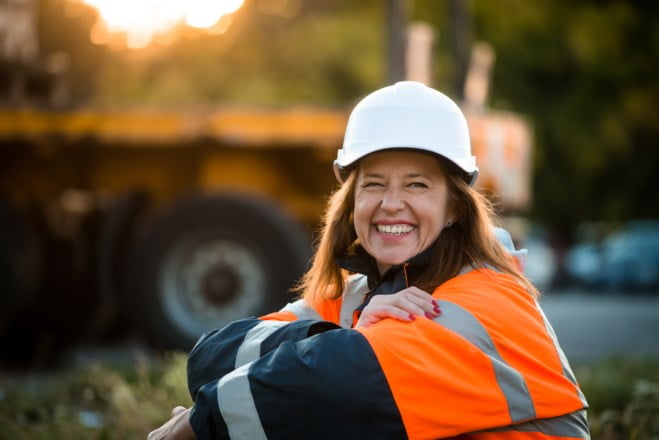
446,221,452,227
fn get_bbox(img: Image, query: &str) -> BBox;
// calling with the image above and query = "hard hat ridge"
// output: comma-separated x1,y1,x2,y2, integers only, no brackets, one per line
334,81,478,185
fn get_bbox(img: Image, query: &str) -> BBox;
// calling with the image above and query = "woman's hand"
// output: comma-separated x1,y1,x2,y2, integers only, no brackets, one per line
356,286,441,328
148,406,195,440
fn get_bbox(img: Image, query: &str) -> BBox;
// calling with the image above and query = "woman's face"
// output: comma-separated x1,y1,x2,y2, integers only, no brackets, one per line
354,150,453,275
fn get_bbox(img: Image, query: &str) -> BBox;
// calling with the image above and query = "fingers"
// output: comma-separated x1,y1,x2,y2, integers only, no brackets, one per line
356,287,441,328
149,407,194,440
390,287,441,319
372,301,420,321
171,406,186,417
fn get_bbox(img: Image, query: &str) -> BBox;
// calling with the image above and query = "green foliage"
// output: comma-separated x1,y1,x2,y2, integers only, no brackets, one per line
36,0,659,237
1,354,658,438
576,357,659,438
76,0,385,108
466,0,659,237
0,352,191,439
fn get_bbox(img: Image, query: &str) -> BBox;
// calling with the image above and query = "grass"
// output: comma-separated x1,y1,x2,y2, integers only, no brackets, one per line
0,351,191,439
0,354,658,439
575,357,659,439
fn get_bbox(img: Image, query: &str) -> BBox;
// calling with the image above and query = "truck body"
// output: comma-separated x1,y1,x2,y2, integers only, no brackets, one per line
0,105,531,355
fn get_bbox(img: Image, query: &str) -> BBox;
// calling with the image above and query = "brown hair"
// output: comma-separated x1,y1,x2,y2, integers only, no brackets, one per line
296,156,537,302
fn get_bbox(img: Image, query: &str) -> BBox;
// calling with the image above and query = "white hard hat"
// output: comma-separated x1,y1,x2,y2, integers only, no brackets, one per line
334,81,478,185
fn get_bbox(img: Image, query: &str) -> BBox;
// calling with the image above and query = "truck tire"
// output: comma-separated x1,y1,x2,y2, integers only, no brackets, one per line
94,190,150,338
126,193,311,350
0,200,42,328
0,200,44,364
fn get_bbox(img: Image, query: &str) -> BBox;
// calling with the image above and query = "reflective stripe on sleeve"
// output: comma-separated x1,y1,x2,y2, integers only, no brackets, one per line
216,363,267,440
535,300,589,407
234,320,290,368
280,299,322,321
480,409,590,438
436,300,537,423
339,274,369,328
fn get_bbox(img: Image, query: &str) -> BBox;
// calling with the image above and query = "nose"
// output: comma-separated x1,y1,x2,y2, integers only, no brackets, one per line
380,186,405,212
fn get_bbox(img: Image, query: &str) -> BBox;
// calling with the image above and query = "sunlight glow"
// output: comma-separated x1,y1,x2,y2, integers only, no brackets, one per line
80,0,245,49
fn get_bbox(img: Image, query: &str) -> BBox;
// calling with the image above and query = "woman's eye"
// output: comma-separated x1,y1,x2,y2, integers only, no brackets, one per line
363,182,383,188
408,182,428,189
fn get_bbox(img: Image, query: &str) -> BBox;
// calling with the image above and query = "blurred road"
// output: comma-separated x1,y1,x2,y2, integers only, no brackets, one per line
539,290,659,365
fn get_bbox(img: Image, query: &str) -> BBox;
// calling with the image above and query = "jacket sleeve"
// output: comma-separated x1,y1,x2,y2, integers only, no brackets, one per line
189,318,506,440
260,297,343,324
187,317,339,400
189,328,407,440
188,280,589,439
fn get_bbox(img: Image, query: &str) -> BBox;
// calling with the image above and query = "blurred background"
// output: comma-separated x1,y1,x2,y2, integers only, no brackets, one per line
1,0,658,364
0,0,658,436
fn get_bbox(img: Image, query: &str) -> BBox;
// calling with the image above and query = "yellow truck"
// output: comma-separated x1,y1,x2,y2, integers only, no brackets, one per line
0,105,531,352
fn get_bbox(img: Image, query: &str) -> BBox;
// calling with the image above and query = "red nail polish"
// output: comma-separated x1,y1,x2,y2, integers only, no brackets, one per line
425,312,434,319
431,300,438,307
408,313,416,321
433,307,441,314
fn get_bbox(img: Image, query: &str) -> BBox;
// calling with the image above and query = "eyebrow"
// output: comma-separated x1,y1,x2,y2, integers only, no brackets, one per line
361,172,431,179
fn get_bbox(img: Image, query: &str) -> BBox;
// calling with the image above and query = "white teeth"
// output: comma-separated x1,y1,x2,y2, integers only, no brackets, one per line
376,224,415,235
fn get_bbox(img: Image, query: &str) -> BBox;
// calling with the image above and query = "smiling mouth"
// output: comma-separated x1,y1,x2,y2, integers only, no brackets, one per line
375,224,416,235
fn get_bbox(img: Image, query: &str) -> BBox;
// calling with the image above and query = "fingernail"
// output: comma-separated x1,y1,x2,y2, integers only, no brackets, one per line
431,300,438,307
425,312,434,320
433,307,441,314
408,313,416,321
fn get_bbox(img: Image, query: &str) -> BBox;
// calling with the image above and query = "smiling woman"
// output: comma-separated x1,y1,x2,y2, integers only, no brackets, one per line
149,82,589,440
79,0,244,48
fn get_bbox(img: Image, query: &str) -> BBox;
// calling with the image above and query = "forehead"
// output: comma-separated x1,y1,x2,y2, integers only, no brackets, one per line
357,150,445,177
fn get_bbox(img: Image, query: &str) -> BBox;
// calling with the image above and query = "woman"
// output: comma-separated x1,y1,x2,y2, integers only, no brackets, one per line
149,82,589,440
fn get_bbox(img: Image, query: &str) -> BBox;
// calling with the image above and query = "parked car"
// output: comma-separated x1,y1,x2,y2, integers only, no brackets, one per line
565,221,659,291
600,221,659,290
564,242,604,287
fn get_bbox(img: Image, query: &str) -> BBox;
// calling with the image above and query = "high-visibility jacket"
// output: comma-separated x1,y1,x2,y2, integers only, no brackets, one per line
187,266,589,439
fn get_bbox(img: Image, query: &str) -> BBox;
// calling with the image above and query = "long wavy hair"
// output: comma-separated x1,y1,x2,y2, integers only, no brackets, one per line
296,155,537,302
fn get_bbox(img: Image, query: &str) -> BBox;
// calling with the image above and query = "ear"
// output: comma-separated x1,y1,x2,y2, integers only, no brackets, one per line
445,206,457,228
443,188,458,229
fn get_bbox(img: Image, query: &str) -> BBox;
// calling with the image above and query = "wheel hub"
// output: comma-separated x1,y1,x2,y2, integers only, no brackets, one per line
161,238,267,340
201,265,241,305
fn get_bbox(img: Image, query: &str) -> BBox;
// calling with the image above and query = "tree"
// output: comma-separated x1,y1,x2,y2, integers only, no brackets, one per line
466,0,659,240
37,0,659,240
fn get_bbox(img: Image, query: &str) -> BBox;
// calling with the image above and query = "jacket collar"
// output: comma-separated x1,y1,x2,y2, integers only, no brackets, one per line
337,243,434,310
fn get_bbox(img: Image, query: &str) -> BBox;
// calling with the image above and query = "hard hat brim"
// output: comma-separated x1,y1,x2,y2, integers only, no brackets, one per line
333,146,478,186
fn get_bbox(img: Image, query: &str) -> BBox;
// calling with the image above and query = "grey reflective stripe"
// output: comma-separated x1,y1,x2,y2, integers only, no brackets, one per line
535,300,589,406
339,274,369,328
217,363,267,440
234,320,289,368
435,300,536,423
480,409,590,439
280,299,322,321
